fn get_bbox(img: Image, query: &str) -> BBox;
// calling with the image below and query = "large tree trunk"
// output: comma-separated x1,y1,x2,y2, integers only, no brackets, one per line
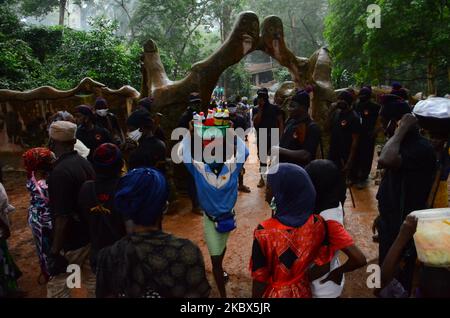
59,0,67,26
140,12,334,136
221,5,233,100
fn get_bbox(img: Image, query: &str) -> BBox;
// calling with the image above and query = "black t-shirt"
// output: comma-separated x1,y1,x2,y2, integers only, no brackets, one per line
48,151,95,251
328,110,362,166
76,125,112,157
95,113,122,140
78,177,126,269
253,103,282,130
280,117,321,159
128,135,167,170
377,131,436,219
355,100,381,134
154,127,166,143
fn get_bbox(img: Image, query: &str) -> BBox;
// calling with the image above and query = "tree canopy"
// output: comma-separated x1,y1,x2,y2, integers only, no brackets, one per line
0,4,141,90
325,0,450,94
3,0,447,97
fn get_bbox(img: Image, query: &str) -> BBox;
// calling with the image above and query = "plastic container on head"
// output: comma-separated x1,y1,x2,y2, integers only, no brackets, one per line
410,208,450,268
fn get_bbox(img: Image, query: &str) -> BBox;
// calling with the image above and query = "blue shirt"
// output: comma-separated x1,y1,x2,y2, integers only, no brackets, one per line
180,135,249,217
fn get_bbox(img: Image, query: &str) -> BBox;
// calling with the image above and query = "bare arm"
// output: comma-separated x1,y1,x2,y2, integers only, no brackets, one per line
321,245,367,285
378,129,406,169
253,106,263,127
50,216,70,255
378,114,417,169
308,262,331,282
277,114,284,141
381,215,417,288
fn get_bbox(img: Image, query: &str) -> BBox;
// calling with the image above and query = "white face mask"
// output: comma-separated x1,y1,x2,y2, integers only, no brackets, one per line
128,128,142,142
96,109,109,117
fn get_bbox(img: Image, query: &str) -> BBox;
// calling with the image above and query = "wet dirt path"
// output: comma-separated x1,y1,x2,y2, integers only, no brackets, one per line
5,132,379,298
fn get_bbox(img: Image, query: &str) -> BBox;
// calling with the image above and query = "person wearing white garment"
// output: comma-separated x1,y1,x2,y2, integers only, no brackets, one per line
305,159,367,298
47,111,91,159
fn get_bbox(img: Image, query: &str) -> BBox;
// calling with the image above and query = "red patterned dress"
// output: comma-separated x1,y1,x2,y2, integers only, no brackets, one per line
250,214,332,298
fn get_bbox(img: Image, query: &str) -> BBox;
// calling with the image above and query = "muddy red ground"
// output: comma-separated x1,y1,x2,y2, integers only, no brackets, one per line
4,135,380,298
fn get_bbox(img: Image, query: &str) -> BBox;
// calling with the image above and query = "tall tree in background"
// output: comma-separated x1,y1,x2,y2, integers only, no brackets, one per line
210,0,247,98
364,0,449,95
324,0,372,88
325,0,450,94
20,0,93,26
131,0,212,79
247,0,328,57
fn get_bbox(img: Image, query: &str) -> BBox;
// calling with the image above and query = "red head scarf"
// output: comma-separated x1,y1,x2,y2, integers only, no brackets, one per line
22,148,54,178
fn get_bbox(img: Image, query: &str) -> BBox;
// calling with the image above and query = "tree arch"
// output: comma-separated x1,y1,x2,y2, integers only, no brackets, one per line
141,11,334,133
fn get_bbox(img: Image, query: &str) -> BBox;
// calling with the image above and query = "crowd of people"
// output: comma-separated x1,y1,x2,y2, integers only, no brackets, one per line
0,83,449,298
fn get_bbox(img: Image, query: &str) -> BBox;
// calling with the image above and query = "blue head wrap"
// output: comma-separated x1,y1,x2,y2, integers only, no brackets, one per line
267,163,316,227
115,167,169,226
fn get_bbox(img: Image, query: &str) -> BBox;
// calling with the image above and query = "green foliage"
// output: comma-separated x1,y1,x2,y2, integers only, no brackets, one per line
247,0,328,57
20,0,61,18
131,0,213,79
0,5,142,91
0,38,43,90
0,4,42,90
20,26,64,61
223,61,252,98
44,18,142,89
325,0,450,94
274,68,292,83
0,4,23,38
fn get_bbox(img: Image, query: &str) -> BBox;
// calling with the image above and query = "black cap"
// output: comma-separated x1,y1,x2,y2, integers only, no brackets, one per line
95,97,108,109
291,90,310,108
257,88,269,98
189,93,201,104
75,105,94,119
380,100,411,121
138,97,154,112
338,91,354,106
127,109,153,128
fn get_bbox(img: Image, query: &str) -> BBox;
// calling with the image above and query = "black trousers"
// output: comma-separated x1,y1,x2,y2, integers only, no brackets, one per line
351,134,376,182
